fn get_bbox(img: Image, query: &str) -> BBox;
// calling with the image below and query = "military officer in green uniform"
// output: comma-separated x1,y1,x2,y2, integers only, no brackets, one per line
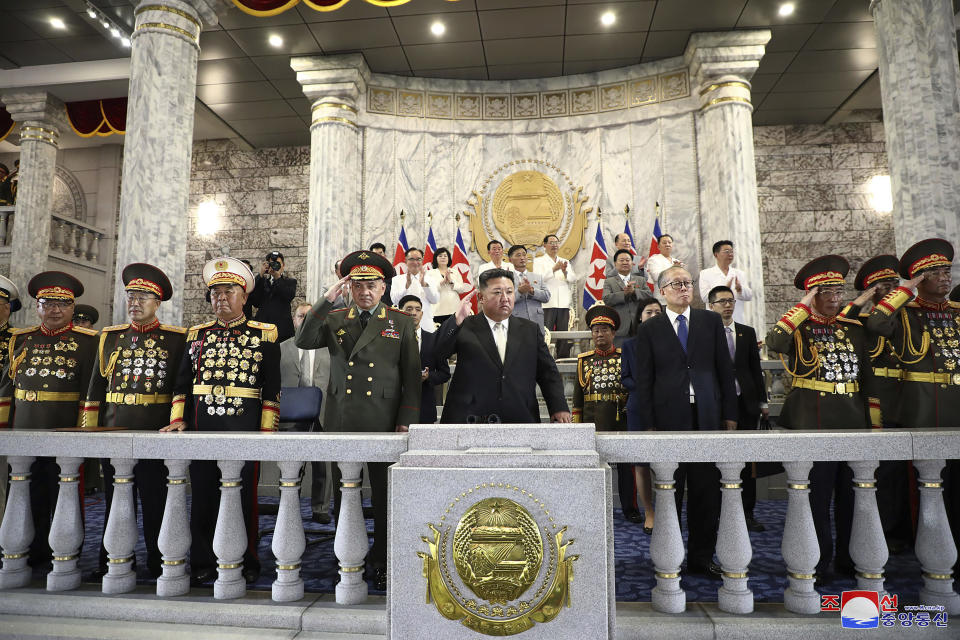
864,239,960,564
296,249,421,590
573,305,627,429
0,273,21,522
161,257,281,586
83,263,186,579
766,255,881,582
73,304,99,329
0,271,98,567
951,284,960,303
841,255,912,553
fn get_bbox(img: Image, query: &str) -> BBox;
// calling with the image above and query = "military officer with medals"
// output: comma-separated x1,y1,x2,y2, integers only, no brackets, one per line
0,273,21,522
573,305,627,429
864,239,960,563
296,249,421,591
0,271,98,567
83,263,186,579
765,255,881,583
161,257,280,586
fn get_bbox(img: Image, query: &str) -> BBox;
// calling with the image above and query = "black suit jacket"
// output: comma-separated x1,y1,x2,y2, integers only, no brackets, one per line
732,322,767,418
634,308,737,430
250,274,297,342
419,329,450,423
436,314,568,423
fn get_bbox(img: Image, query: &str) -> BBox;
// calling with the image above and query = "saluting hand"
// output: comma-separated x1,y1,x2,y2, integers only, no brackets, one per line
800,286,818,308
852,285,877,306
905,273,925,295
455,290,477,325
325,275,351,302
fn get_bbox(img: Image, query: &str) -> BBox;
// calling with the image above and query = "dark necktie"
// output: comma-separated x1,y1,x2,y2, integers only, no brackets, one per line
676,314,688,353
359,310,370,330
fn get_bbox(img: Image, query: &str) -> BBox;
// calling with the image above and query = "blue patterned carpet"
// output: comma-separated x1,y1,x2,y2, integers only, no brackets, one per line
71,493,933,602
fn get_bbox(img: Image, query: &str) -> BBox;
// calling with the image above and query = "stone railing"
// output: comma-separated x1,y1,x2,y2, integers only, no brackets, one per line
0,427,958,634
49,213,106,268
0,205,12,248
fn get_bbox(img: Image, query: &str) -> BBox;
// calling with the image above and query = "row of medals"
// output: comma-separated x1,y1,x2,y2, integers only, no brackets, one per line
928,315,960,371
591,356,621,392
199,339,263,416
814,328,859,382
115,342,169,392
22,353,80,381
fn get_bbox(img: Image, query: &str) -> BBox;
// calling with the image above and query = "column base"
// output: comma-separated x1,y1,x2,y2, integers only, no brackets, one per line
102,565,137,594
652,578,686,613
920,582,960,615
272,571,304,602
46,561,80,592
784,576,820,615
214,565,246,600
336,569,368,605
156,570,190,598
719,578,754,614
0,561,31,589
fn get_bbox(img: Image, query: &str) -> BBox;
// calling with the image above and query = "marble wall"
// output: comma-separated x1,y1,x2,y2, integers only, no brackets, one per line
754,115,892,326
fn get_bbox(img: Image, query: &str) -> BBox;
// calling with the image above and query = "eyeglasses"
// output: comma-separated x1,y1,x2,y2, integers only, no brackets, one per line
407,257,423,262
126,293,158,303
817,289,844,299
38,300,74,309
663,280,694,291
711,297,736,306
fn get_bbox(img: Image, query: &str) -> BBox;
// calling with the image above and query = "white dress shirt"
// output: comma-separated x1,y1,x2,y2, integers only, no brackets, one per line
665,306,695,400
533,254,576,309
424,268,470,316
484,313,509,363
698,264,753,325
390,272,440,331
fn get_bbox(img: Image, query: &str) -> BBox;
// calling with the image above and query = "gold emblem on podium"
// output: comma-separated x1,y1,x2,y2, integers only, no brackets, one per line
419,484,578,636
463,160,593,263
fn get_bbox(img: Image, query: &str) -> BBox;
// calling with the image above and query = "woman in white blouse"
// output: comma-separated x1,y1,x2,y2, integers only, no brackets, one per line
645,234,685,300
424,247,470,326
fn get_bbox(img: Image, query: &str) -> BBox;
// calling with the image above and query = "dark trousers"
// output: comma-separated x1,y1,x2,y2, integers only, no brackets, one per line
810,461,854,573
98,458,167,576
189,460,260,573
877,459,914,546
943,459,960,569
617,463,639,515
28,457,61,565
737,397,760,517
332,461,388,569
674,462,721,567
544,308,571,358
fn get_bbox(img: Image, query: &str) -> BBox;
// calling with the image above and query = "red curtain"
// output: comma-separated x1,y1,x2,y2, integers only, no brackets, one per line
231,0,450,17
65,98,127,138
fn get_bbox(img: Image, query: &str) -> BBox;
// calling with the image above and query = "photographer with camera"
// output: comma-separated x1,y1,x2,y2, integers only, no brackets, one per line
249,250,297,342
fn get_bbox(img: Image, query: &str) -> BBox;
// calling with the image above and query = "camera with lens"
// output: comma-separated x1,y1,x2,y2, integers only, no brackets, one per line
268,259,282,271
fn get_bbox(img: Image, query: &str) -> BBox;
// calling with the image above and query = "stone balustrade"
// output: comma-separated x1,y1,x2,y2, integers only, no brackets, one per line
0,205,12,248
0,427,958,634
49,213,105,266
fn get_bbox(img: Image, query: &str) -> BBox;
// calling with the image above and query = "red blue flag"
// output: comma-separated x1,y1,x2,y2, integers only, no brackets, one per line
624,219,637,256
583,224,608,310
423,226,437,269
452,226,478,313
393,226,409,275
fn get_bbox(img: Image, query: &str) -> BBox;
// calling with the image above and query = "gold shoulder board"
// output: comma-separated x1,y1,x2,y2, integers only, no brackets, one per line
160,324,187,334
71,326,99,335
577,350,595,359
837,316,862,326
103,323,130,332
10,326,39,336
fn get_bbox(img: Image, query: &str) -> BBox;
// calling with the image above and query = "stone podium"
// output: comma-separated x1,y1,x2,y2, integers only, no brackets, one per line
389,424,614,639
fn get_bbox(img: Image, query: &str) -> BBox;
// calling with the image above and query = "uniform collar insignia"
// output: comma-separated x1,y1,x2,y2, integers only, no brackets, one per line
40,322,73,337
131,318,160,333
216,314,246,328
915,296,950,311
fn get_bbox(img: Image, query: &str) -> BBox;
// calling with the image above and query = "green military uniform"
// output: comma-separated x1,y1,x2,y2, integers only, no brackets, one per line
0,271,97,566
295,250,420,579
0,274,21,374
73,304,99,328
765,255,880,578
82,263,186,577
573,305,627,430
170,257,281,581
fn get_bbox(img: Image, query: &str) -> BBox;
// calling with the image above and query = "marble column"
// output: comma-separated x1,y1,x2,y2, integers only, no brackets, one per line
0,92,65,326
689,32,770,331
649,462,685,613
292,55,365,302
871,0,960,279
113,0,224,324
781,461,820,614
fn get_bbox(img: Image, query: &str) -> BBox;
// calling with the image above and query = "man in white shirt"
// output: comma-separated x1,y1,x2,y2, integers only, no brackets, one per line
698,240,753,324
533,234,577,358
605,232,646,278
477,239,515,276
391,247,439,331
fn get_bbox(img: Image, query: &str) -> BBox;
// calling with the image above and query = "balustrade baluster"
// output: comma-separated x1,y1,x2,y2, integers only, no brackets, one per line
102,458,138,594
335,461,368,605
0,456,36,589
782,461,819,614
72,226,85,258
649,462,685,613
914,459,960,614
848,460,887,594
46,456,83,591
213,459,247,599
50,218,63,251
88,232,102,261
157,459,191,597
0,210,9,245
272,460,306,602
716,461,753,613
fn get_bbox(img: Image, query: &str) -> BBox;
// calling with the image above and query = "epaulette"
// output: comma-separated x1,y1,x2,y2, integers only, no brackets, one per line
389,307,413,317
949,301,960,310
616,347,622,354
247,320,275,330
187,320,216,341
102,323,130,332
11,326,38,336
577,350,595,359
71,326,98,336
330,307,349,313
160,324,187,334
837,316,863,326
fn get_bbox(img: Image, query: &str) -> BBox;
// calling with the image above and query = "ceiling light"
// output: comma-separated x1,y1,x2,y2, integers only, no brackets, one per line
101,19,110,28
86,7,96,18
431,21,445,36
196,201,223,237
110,27,120,38
268,34,283,47
778,3,795,16
121,37,130,47
600,11,616,26
50,17,66,29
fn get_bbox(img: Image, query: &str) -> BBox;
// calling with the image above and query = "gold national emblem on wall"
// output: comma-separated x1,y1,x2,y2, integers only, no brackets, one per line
463,160,593,262
419,483,578,636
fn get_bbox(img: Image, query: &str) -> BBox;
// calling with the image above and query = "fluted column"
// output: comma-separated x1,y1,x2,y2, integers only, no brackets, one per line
46,456,83,591
112,0,224,324
334,461,368,605
848,460,888,594
0,92,64,326
102,458,138,594
870,0,960,279
213,459,246,600
0,456,36,589
157,459,191,597
716,462,753,614
272,460,305,602
914,459,960,614
649,462,685,613
291,55,365,302
688,32,770,331
781,461,819,614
